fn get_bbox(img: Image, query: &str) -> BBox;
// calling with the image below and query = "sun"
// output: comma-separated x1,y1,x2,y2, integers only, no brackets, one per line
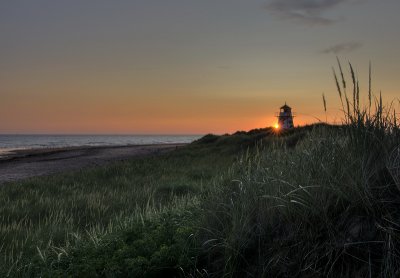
274,123,280,130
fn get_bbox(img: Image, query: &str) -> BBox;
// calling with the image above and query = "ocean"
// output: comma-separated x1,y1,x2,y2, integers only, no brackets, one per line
0,134,202,157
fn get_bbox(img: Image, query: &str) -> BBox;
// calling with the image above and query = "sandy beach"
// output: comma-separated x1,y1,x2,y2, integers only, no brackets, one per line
0,144,185,184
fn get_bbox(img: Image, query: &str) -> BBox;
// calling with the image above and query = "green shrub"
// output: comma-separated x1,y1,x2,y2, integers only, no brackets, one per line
25,209,200,277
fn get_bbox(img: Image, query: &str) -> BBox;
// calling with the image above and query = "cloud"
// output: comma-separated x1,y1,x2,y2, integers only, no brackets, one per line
321,41,362,54
266,0,349,25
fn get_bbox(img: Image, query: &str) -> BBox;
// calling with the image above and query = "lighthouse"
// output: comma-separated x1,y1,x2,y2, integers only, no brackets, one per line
276,103,294,130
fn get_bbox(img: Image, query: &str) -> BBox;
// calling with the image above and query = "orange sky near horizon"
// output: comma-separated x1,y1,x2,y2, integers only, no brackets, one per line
1,67,397,134
0,97,325,134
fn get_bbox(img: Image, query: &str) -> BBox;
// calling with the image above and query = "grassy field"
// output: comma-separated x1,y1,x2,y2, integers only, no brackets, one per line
199,125,400,277
2,121,398,277
0,128,272,276
1,62,400,277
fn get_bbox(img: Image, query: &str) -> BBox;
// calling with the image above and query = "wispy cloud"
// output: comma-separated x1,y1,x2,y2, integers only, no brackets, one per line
266,0,351,26
321,41,362,54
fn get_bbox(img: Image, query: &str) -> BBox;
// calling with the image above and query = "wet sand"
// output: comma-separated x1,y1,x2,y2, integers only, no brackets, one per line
0,144,185,184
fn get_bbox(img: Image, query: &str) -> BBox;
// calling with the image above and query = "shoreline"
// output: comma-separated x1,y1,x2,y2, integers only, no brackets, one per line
0,143,186,184
0,143,186,162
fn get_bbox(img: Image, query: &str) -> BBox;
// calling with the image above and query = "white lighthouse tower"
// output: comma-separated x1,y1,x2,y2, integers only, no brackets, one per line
276,103,294,130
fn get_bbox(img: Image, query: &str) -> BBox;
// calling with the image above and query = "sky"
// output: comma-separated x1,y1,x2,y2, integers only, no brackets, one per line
1,0,399,134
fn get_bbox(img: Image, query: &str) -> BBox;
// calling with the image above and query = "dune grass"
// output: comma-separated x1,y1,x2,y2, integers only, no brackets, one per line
0,129,270,276
198,126,399,276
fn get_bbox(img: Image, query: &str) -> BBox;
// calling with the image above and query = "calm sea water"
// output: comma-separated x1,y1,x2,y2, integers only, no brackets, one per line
0,135,202,157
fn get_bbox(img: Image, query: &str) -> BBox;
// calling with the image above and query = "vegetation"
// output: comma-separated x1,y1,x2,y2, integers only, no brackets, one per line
1,62,399,277
0,127,271,276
